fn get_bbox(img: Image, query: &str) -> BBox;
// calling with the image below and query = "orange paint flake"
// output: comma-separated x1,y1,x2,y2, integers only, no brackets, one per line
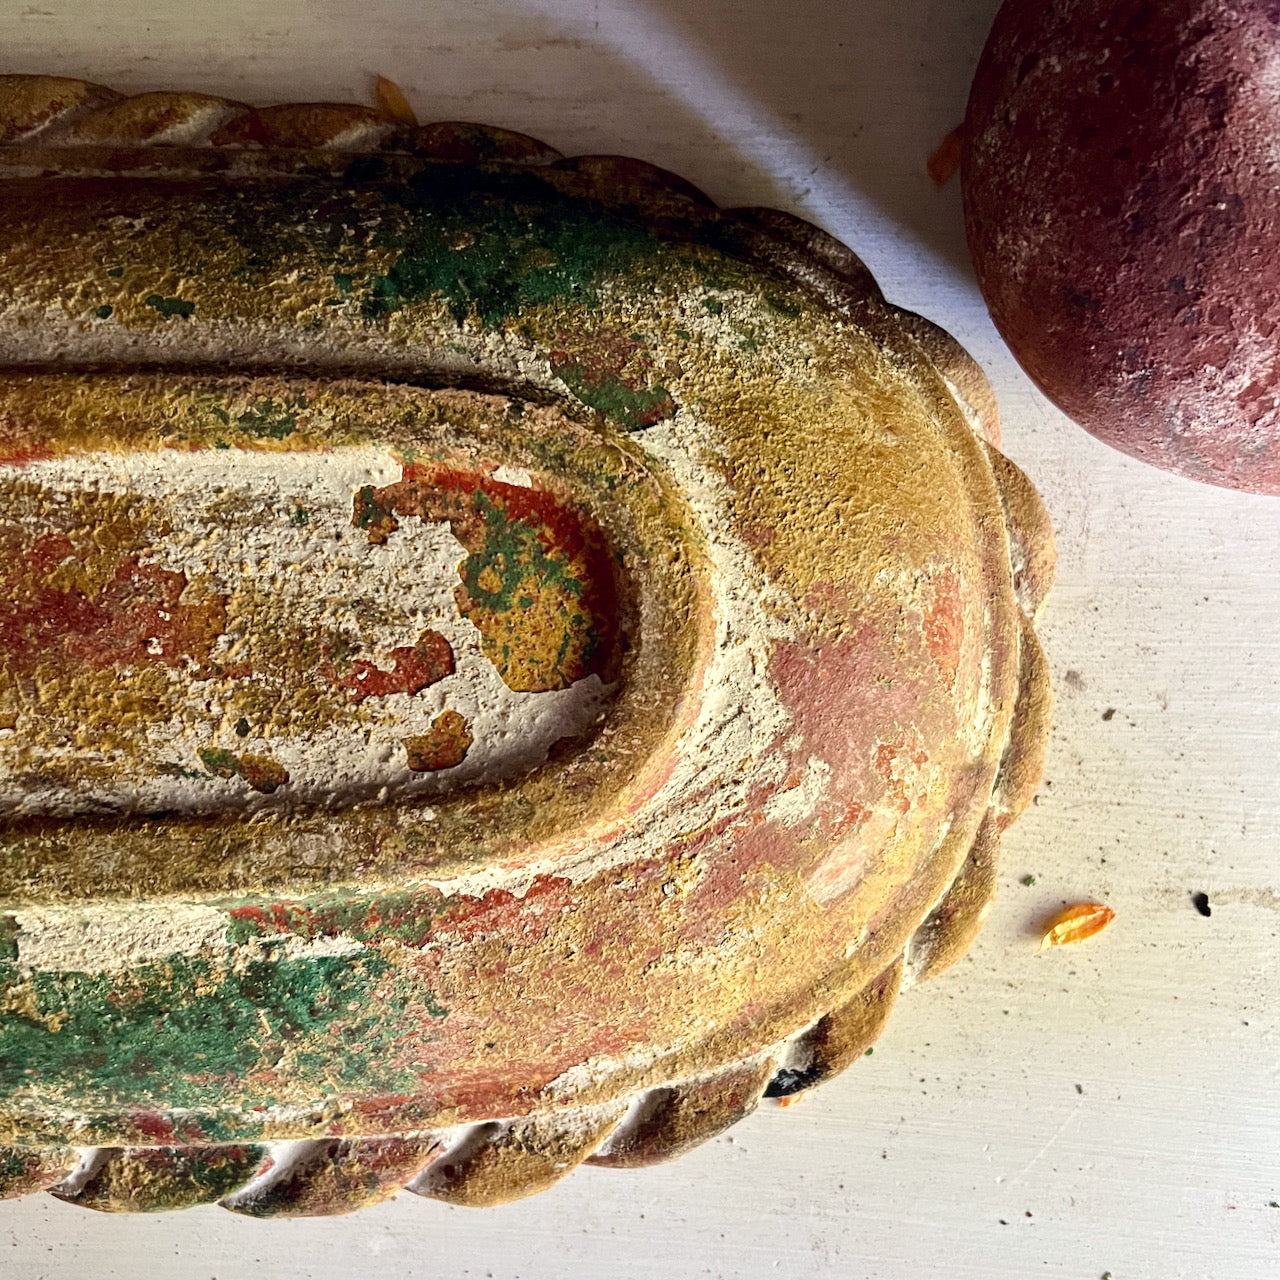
375,76,417,126
927,126,964,186
1036,902,1115,953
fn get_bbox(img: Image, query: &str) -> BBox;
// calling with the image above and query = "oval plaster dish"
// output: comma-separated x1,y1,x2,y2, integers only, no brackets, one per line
0,76,1055,1215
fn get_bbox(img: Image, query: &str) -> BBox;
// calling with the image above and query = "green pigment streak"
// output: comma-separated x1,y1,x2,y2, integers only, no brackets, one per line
210,397,305,441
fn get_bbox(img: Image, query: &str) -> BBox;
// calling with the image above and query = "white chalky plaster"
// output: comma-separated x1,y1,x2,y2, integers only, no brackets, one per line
12,903,230,972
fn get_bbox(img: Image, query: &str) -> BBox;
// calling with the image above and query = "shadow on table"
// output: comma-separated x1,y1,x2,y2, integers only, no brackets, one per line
519,0,1004,276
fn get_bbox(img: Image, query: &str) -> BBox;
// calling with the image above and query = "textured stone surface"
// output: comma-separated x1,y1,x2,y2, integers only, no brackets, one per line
963,0,1280,493
0,77,1053,1211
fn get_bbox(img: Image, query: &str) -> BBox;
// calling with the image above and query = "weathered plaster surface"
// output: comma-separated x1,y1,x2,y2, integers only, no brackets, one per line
0,80,1052,1212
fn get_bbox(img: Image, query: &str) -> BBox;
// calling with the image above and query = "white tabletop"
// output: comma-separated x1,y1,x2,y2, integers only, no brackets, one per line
2,2,1278,1277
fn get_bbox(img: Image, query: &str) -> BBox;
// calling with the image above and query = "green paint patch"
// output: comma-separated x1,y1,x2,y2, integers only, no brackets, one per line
338,167,665,328
198,747,238,779
0,1146,34,1185
551,362,674,431
144,294,196,320
354,465,621,691
352,484,400,543
288,506,310,526
210,396,306,442
199,747,289,794
547,330,677,431
94,304,113,320
0,952,425,1108
762,288,803,319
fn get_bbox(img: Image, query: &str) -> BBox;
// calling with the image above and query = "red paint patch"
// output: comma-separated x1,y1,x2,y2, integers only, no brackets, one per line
0,541,227,678
0,441,54,466
123,1109,177,1143
327,628,454,702
770,629,913,776
354,462,622,690
826,798,868,840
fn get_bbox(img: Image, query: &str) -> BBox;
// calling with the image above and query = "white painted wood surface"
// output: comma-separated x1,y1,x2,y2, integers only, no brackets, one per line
2,2,1278,1276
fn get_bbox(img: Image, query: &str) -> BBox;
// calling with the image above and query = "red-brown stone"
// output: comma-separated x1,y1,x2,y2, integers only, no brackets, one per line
964,0,1280,491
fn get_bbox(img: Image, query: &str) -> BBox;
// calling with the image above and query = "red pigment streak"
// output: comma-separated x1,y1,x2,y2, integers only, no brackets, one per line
430,875,576,947
675,777,824,945
345,1094,425,1131
770,632,887,775
325,629,454,702
575,936,637,981
826,798,868,840
763,630,948,871
123,1109,177,1144
770,627,934,777
922,567,963,691
739,520,776,549
688,818,793,924
380,463,598,568
227,890,447,951
405,1025,642,1114
0,441,54,466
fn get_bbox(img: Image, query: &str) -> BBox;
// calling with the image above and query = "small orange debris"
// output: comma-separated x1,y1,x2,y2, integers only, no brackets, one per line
1037,902,1115,953
927,126,964,186
375,75,418,126
776,1091,806,1109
